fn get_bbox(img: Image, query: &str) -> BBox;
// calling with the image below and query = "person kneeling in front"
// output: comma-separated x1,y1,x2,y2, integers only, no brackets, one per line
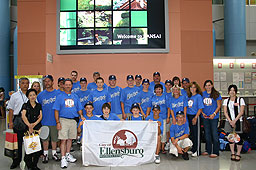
169,111,192,160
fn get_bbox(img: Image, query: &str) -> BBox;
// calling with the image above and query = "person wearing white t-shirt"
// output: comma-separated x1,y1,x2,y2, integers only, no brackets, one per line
223,84,245,162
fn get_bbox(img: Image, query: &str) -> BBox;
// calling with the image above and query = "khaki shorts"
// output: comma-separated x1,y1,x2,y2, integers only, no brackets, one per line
42,126,58,142
58,118,77,140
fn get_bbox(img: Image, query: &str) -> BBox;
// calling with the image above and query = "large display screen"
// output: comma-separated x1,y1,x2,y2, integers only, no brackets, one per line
57,0,169,54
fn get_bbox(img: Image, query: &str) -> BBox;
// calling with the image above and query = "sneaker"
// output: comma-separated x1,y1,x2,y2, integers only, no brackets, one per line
52,153,61,161
154,155,160,164
42,154,48,164
192,152,198,157
66,153,77,163
164,142,170,151
56,147,61,153
182,152,189,160
61,158,68,169
187,151,193,155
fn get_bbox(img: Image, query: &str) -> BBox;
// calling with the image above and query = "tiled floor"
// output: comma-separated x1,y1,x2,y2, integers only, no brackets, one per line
1,119,256,170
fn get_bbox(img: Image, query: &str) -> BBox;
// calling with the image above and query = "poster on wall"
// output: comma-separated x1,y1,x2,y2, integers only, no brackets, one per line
57,0,169,54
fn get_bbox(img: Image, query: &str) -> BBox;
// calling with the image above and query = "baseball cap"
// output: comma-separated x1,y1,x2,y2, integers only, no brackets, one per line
84,101,94,108
152,104,160,111
109,75,116,80
43,75,53,81
182,78,190,83
176,111,184,116
135,75,142,79
127,75,134,80
153,72,160,76
64,78,73,84
80,77,87,82
142,79,150,84
58,77,65,83
130,103,140,112
165,80,172,84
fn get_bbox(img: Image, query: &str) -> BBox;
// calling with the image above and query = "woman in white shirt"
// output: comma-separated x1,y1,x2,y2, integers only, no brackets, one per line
223,84,245,162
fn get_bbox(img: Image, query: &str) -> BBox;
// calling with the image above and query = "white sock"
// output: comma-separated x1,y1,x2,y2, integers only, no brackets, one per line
62,156,65,160
44,150,48,156
66,152,70,157
52,150,56,155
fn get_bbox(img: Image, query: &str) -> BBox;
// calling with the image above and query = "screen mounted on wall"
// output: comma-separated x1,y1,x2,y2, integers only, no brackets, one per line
57,0,169,54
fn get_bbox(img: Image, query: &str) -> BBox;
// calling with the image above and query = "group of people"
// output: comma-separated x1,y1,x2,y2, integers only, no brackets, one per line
6,71,245,169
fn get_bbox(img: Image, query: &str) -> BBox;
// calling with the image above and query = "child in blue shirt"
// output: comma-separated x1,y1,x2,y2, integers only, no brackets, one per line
99,103,120,121
87,72,108,91
108,75,122,118
138,79,153,117
164,80,173,100
127,103,145,121
134,75,143,91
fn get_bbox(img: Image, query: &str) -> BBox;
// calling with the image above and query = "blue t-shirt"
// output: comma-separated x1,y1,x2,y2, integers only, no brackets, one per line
74,89,91,116
150,94,169,119
149,81,166,94
170,122,189,139
138,91,153,115
99,114,120,120
169,95,188,118
108,86,122,115
128,115,144,121
89,89,112,115
87,82,108,91
120,87,140,114
202,91,222,119
37,89,61,126
134,85,143,91
72,81,81,93
146,115,164,134
181,89,188,98
53,92,83,119
187,94,204,115
164,91,173,101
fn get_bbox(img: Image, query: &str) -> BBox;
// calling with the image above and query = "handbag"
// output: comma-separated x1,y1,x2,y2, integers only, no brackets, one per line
13,112,27,131
242,116,251,133
4,132,18,159
23,132,42,155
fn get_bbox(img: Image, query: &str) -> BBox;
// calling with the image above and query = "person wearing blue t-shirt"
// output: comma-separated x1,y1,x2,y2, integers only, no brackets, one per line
89,77,112,115
187,82,204,157
99,103,120,120
148,84,170,152
164,80,173,100
134,74,143,91
169,111,192,160
53,79,85,169
57,77,65,93
37,75,61,163
181,78,190,97
127,103,145,121
169,85,188,125
87,72,108,91
77,102,100,143
138,79,153,117
108,75,122,119
74,77,90,116
201,80,222,158
146,104,163,164
120,75,140,119
70,71,81,93
149,72,166,93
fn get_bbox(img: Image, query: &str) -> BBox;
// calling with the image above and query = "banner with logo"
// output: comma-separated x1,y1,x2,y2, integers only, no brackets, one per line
82,120,158,166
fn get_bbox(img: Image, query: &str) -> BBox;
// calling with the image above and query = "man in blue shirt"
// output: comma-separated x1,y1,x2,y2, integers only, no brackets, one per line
57,77,65,92
87,72,108,91
89,77,111,115
74,77,90,116
134,74,143,91
71,71,81,93
149,72,166,93
108,75,122,119
169,111,192,160
181,78,190,97
138,79,152,117
121,75,140,119
53,79,85,169
37,75,61,163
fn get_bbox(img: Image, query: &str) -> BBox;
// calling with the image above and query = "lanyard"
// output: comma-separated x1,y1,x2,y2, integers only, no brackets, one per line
19,91,26,104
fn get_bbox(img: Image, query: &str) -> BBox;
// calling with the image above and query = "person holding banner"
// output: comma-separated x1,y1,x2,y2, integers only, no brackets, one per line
53,78,85,169
37,75,61,163
127,103,145,120
99,103,120,120
7,77,29,169
169,111,192,160
146,104,163,164
21,89,42,170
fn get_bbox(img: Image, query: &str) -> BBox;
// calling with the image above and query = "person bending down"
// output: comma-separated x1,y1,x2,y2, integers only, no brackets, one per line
169,111,192,160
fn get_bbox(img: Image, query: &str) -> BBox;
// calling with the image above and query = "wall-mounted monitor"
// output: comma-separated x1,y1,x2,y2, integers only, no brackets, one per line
57,0,169,54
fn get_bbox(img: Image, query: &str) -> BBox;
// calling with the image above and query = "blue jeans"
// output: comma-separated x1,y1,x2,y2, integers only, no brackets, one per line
203,118,219,155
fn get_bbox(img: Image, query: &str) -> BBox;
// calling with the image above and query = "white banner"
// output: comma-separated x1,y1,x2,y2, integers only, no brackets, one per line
82,120,158,166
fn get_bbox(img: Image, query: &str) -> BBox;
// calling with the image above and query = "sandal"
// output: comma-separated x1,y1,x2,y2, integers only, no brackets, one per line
235,155,241,161
162,150,167,154
231,154,236,161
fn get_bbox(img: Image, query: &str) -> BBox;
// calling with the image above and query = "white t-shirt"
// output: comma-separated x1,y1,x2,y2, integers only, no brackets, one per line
223,97,245,121
7,91,28,116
